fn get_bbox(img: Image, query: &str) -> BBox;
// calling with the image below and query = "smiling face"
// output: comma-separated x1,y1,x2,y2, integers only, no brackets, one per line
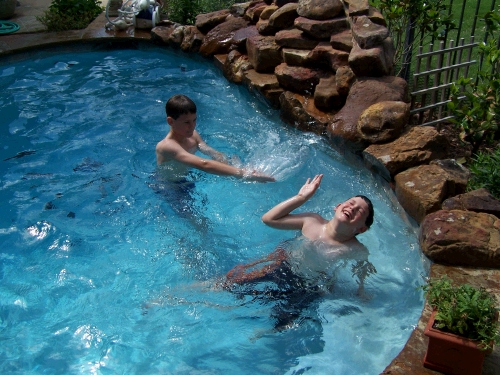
167,112,197,138
333,197,370,235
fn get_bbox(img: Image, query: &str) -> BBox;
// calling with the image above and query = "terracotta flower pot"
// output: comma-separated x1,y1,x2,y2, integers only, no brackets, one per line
423,310,493,375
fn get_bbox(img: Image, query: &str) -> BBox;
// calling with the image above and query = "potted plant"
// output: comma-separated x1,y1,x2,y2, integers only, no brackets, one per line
421,276,500,375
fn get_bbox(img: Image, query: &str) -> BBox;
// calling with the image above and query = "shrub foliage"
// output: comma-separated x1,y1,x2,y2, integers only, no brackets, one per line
37,0,103,32
422,276,500,350
467,146,500,199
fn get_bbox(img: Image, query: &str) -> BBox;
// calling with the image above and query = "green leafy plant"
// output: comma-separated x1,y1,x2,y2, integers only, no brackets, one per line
163,0,240,25
466,146,500,199
369,0,455,77
447,7,500,154
37,0,103,32
421,276,500,350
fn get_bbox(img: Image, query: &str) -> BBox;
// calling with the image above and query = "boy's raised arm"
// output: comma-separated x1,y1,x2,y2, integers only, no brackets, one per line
262,174,323,229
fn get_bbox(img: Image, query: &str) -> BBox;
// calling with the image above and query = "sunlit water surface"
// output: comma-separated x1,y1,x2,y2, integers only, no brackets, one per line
0,47,427,374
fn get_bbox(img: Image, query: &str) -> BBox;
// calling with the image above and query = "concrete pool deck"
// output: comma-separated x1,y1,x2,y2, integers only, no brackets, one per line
1,1,500,374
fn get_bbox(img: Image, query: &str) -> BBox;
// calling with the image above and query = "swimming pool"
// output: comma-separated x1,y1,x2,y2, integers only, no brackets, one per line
0,45,427,374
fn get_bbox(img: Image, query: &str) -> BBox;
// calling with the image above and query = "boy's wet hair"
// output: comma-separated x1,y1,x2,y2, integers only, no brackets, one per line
166,94,197,119
355,195,374,228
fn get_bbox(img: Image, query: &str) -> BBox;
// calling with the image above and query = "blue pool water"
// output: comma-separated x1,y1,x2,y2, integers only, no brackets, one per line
0,46,427,374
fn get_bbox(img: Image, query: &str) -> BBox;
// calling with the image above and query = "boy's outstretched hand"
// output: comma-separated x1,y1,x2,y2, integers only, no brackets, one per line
297,174,323,200
244,170,276,182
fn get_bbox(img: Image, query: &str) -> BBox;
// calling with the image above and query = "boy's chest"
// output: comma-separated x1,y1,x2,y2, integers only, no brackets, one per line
179,138,198,154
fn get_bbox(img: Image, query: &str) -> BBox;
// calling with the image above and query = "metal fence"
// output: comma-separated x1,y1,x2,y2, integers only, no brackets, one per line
397,0,499,126
410,37,478,127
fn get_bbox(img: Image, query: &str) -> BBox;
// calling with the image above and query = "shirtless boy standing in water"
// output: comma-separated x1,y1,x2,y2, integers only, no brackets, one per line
156,94,275,182
262,174,373,247
225,174,375,295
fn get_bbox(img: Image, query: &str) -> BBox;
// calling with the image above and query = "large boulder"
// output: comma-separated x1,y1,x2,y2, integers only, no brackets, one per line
442,188,500,218
246,34,283,73
260,5,279,20
275,28,319,49
243,69,283,108
151,23,183,47
348,37,395,77
308,42,349,71
195,9,230,34
335,65,355,96
199,17,249,57
314,75,345,111
357,101,409,144
345,0,370,16
328,76,408,151
244,1,268,23
180,26,205,52
363,126,449,181
275,63,324,95
223,50,253,83
231,25,260,49
294,16,349,40
330,29,354,52
296,0,344,20
430,159,470,195
420,210,500,268
394,163,468,223
282,48,311,66
268,2,299,29
351,16,389,49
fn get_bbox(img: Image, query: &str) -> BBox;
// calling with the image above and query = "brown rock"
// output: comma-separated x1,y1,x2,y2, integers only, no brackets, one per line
256,19,280,36
335,65,355,96
180,26,204,53
282,48,311,66
229,2,252,17
199,17,249,57
352,16,390,49
395,164,450,223
260,5,278,20
151,24,183,47
296,0,344,21
223,50,253,83
328,76,408,151
430,159,470,196
246,35,283,73
346,0,370,16
275,28,319,49
213,54,227,71
442,188,500,218
269,2,299,29
294,16,349,40
330,29,353,52
245,1,268,23
357,101,409,144
419,210,500,268
362,126,449,181
195,9,230,34
348,38,395,77
231,25,260,49
310,42,349,71
279,91,334,134
314,75,345,111
243,69,281,92
275,63,324,95
368,6,386,27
